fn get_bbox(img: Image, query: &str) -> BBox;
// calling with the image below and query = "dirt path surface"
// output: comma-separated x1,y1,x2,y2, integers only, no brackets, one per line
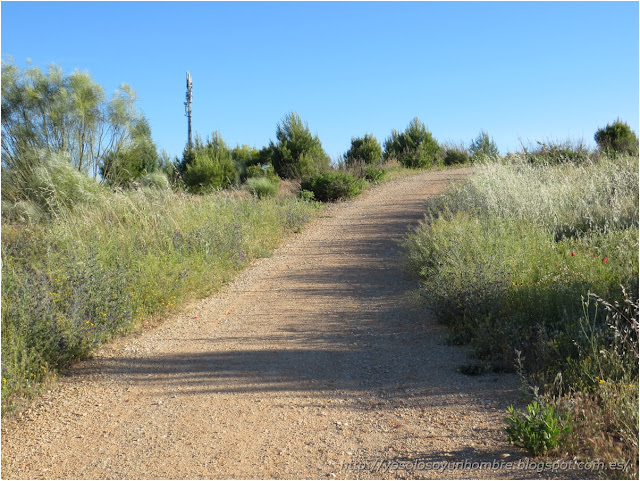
3,169,546,479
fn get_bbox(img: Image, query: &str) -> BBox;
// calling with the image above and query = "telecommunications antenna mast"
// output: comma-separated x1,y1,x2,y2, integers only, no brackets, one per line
185,72,193,150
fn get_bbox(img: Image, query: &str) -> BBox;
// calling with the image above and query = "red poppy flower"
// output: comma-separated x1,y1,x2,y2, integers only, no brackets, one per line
571,251,575,256
603,257,608,264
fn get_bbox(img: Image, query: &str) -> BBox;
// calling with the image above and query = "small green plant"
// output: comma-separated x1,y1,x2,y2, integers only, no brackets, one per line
595,119,639,155
384,117,440,168
300,171,365,202
457,360,491,376
469,130,500,162
100,118,160,187
245,176,278,199
297,189,316,202
231,144,261,180
181,132,238,193
363,164,386,183
505,400,572,456
246,163,279,182
345,134,383,165
443,148,470,166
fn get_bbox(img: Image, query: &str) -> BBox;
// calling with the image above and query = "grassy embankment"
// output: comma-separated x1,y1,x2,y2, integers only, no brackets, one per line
1,184,318,413
404,152,638,475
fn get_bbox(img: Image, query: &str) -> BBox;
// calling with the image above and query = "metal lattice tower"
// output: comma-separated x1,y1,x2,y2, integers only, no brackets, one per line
185,72,193,150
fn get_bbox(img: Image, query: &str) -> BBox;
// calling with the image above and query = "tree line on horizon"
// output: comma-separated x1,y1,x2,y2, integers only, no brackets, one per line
2,59,638,211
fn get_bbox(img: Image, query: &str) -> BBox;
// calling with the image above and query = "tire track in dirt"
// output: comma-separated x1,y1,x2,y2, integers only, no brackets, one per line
2,169,559,479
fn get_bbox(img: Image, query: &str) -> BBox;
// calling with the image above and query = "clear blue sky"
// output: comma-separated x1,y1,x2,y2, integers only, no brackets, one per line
2,1,638,160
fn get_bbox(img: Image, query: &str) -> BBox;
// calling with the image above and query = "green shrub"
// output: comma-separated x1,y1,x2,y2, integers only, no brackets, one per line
469,130,500,162
181,132,238,193
301,171,365,202
246,164,264,178
345,134,383,165
246,163,279,183
100,118,160,187
297,189,316,202
444,148,470,166
177,145,196,176
363,164,386,183
269,112,331,179
340,160,386,183
183,150,236,193
231,144,261,180
505,401,572,456
245,177,278,199
384,117,440,168
595,119,639,155
521,140,591,165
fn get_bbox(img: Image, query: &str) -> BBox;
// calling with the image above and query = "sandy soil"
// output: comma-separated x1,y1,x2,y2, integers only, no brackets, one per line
2,169,577,479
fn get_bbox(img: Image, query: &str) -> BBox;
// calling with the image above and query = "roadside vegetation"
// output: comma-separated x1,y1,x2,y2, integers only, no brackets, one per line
1,184,318,411
404,122,639,476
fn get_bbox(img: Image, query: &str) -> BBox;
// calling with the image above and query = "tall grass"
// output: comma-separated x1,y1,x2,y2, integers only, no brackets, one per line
424,154,638,239
1,150,102,223
1,186,318,412
404,152,638,473
244,176,279,199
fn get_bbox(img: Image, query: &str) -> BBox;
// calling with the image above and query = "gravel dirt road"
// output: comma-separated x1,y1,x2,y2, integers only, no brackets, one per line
2,169,557,479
